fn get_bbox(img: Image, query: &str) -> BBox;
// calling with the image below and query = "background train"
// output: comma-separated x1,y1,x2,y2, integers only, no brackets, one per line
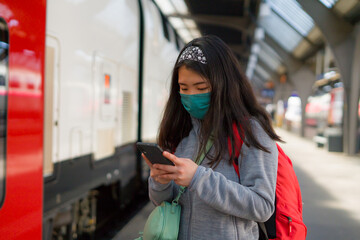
0,0,181,239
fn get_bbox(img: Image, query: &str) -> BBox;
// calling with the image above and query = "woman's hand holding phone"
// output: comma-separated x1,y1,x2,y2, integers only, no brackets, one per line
142,153,173,185
144,151,199,187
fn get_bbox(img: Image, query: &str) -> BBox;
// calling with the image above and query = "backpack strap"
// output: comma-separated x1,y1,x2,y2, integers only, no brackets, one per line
227,122,243,178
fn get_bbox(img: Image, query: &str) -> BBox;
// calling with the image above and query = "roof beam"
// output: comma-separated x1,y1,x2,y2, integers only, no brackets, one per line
254,65,271,81
296,0,354,85
251,73,266,89
253,71,266,82
298,41,325,62
257,58,278,77
257,40,283,65
228,44,250,57
297,0,353,46
257,60,281,84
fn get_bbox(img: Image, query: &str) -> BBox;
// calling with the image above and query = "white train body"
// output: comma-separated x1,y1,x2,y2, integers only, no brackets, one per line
45,0,178,170
41,0,181,238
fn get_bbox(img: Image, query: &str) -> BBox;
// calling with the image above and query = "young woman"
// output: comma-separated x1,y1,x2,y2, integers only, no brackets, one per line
143,35,282,240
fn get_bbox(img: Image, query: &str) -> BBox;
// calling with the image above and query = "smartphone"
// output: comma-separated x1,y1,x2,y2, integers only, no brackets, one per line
136,142,175,166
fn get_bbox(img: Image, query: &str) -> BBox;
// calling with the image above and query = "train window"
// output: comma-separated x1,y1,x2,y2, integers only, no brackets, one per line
174,33,180,50
152,0,170,41
0,18,8,208
167,23,176,44
160,14,170,41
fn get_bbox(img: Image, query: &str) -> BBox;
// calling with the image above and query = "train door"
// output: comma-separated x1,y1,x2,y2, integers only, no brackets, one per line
44,35,60,180
92,55,118,161
0,1,46,239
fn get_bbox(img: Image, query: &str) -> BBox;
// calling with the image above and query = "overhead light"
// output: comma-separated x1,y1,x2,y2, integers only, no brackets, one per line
259,2,271,17
190,29,201,38
155,0,176,15
247,61,256,70
249,54,258,65
183,19,197,29
255,28,265,41
170,0,188,14
251,44,260,54
246,68,254,79
177,29,193,42
156,0,200,43
169,17,185,29
319,0,338,8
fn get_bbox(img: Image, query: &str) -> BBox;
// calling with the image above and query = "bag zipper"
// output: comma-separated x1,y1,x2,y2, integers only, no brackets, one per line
285,215,292,235
279,212,304,236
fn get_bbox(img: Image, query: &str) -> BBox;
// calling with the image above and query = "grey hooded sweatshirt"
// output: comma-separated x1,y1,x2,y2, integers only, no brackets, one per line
149,118,278,240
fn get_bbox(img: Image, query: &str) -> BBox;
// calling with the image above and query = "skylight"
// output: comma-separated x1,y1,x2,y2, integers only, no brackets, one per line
155,0,201,43
268,0,314,36
259,10,303,52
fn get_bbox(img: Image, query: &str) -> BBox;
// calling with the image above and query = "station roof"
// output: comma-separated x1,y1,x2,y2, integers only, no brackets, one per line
155,0,261,66
155,0,360,91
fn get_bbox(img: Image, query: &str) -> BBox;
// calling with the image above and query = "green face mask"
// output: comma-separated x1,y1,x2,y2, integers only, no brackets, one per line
180,92,211,119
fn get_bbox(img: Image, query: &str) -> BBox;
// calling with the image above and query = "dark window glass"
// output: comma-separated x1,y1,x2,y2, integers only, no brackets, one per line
161,14,169,41
0,18,8,209
175,33,180,50
153,0,169,41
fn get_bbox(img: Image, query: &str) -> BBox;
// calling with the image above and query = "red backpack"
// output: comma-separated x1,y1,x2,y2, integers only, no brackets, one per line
228,123,307,240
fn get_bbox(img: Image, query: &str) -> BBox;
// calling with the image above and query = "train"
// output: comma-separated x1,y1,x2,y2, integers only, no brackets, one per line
305,85,360,128
0,0,181,239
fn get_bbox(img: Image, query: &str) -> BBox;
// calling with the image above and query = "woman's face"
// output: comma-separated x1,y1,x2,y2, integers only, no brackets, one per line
178,65,211,95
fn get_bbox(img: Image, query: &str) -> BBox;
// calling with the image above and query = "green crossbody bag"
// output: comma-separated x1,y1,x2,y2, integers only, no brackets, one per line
135,139,213,240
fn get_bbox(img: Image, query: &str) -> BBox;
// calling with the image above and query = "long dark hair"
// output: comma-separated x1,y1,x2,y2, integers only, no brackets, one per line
158,35,282,168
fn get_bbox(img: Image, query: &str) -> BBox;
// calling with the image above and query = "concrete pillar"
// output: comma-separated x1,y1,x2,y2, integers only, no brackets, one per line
274,81,293,104
291,67,316,137
348,25,360,154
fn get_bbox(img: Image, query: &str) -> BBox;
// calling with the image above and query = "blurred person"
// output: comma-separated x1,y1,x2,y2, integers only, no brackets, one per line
276,100,284,127
265,103,275,121
142,35,281,240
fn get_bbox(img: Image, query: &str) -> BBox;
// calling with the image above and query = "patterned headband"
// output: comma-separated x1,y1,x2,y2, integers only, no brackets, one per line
178,46,207,64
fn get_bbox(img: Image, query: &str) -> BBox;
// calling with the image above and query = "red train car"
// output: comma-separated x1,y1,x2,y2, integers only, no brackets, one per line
0,0,46,239
0,0,182,239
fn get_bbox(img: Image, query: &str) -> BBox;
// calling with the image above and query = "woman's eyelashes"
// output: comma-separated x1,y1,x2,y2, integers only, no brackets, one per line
180,87,208,91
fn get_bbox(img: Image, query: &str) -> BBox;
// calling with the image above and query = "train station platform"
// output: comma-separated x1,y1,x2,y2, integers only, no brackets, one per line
113,128,360,240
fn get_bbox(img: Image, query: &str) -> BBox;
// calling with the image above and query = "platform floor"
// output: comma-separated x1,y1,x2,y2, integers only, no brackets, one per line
114,128,360,240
